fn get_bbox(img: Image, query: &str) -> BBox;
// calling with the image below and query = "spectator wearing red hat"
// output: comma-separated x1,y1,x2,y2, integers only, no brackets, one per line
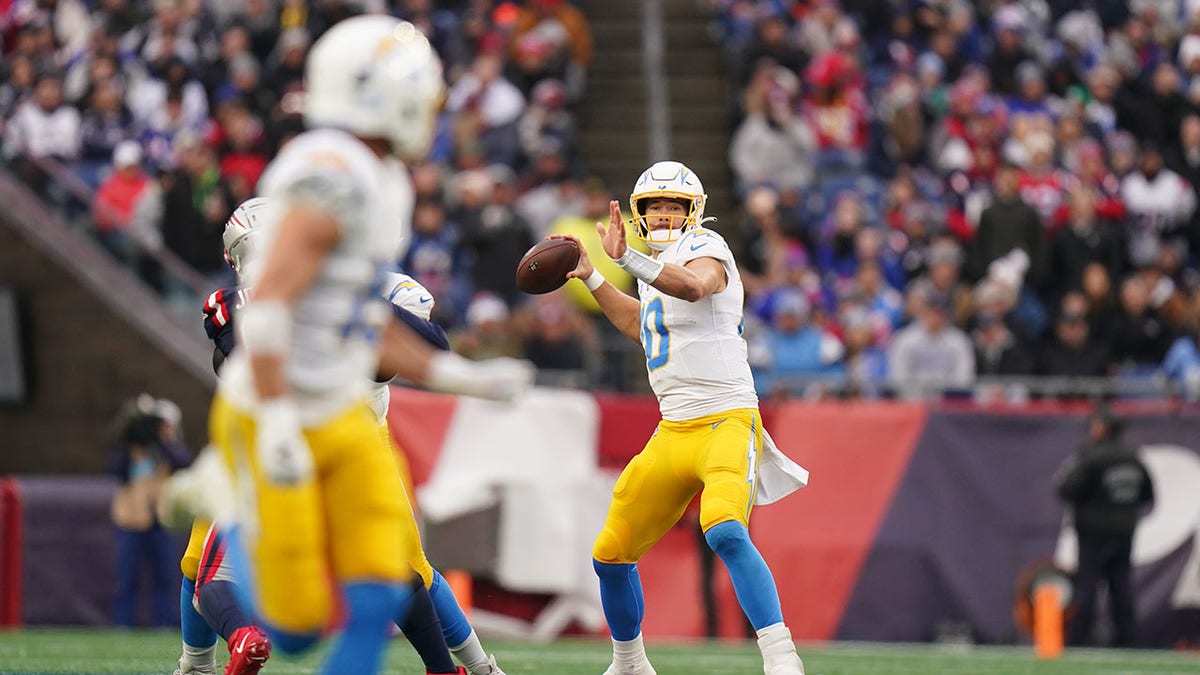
801,51,869,166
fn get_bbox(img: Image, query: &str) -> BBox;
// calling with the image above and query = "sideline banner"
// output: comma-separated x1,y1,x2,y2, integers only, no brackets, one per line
389,391,1200,646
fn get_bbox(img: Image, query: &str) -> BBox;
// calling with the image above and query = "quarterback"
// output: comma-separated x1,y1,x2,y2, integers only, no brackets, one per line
206,17,528,675
553,161,809,675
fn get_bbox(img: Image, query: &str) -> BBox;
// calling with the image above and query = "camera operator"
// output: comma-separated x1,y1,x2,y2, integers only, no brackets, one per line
1055,405,1155,647
108,393,191,628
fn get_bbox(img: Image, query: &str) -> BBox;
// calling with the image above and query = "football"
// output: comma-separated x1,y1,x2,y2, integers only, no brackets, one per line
515,238,580,294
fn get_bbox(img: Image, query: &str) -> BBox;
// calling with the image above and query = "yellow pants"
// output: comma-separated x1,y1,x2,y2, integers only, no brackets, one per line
379,423,434,588
209,395,416,633
593,408,763,563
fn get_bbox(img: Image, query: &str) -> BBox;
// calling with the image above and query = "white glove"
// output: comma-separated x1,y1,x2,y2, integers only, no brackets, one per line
427,352,536,402
255,399,314,486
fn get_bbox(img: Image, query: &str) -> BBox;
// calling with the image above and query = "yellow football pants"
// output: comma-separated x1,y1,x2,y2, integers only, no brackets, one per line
379,422,434,588
593,408,763,564
209,395,416,634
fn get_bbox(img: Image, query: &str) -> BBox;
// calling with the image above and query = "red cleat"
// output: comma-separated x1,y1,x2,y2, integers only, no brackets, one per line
224,626,271,675
425,669,467,674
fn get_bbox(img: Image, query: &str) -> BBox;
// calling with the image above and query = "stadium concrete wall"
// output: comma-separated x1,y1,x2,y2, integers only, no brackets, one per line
0,214,212,473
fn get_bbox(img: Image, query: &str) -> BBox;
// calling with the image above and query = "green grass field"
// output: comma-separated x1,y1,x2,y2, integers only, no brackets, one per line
1,629,1199,675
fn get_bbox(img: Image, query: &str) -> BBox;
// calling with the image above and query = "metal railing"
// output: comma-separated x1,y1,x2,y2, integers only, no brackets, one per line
20,153,212,299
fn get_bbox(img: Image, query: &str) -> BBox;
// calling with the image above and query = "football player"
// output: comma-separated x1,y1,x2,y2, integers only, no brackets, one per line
179,197,507,675
550,161,810,675
205,17,529,675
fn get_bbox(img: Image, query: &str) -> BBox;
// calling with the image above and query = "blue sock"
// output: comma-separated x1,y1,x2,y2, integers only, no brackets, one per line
704,520,783,630
197,580,256,643
593,560,645,641
429,570,473,648
180,577,217,649
265,624,319,656
398,581,457,673
322,582,408,675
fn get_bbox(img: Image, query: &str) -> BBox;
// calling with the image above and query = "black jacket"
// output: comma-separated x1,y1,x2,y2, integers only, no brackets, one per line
1056,439,1155,537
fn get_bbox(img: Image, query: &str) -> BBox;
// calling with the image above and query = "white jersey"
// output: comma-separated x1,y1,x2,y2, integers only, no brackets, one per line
219,128,414,424
367,273,435,422
638,228,758,421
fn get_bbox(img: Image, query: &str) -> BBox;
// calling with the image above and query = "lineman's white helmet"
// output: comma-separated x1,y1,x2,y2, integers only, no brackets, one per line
629,160,710,250
222,197,274,275
304,16,445,160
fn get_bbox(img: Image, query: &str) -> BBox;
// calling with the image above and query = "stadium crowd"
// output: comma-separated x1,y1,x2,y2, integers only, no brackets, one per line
716,0,1200,400
10,0,1200,400
0,0,608,383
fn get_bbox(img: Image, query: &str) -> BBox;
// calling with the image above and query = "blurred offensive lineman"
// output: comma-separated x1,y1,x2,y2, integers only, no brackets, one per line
551,161,810,675
206,17,530,675
172,197,506,675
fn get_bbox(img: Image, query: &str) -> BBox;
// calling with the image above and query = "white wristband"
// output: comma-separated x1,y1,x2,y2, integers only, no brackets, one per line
613,247,664,284
238,300,292,355
583,269,606,292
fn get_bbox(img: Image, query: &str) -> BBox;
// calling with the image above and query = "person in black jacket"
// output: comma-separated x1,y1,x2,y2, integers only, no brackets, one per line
1055,407,1155,647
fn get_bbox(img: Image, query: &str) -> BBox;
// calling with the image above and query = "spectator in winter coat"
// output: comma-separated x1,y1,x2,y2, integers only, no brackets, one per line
1051,187,1127,298
93,141,152,266
1036,292,1111,378
973,309,1035,376
4,73,81,195
888,286,974,397
1121,144,1196,265
1110,275,1174,372
965,162,1048,292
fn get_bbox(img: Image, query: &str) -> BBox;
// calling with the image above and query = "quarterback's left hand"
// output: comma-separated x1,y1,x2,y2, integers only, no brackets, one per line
596,200,627,260
255,399,314,486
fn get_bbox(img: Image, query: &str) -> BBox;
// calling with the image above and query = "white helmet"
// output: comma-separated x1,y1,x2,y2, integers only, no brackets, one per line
222,197,274,275
629,160,710,250
304,16,445,160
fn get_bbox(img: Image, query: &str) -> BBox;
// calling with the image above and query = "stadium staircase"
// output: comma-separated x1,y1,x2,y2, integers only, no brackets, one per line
576,0,734,220
0,169,215,474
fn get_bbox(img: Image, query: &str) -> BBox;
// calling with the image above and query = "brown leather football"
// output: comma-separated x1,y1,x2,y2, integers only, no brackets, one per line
516,238,580,294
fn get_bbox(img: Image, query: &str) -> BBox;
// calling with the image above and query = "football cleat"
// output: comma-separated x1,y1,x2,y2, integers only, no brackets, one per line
763,653,805,675
428,669,467,675
224,626,271,675
173,658,217,675
601,661,656,675
468,655,507,675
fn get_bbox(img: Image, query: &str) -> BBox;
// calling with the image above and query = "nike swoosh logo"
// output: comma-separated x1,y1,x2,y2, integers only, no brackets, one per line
235,632,250,654
711,418,727,429
690,242,708,251
418,296,432,303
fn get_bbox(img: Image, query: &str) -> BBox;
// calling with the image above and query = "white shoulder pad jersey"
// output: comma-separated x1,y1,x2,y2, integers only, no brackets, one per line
637,227,758,421
367,273,435,423
382,272,435,320
220,128,415,424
